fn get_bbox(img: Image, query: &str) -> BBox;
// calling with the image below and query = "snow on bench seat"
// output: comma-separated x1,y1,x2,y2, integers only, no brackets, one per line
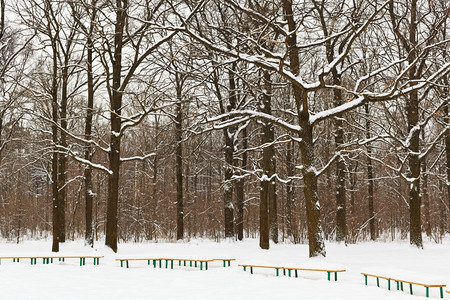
0,255,103,266
116,258,234,270
238,263,345,281
361,268,446,298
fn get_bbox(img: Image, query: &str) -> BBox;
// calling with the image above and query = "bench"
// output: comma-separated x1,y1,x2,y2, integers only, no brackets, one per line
213,258,235,267
361,272,446,298
116,258,216,270
238,264,346,281
0,256,103,266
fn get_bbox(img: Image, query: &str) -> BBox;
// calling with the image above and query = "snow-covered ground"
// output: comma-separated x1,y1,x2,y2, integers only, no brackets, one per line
0,238,448,299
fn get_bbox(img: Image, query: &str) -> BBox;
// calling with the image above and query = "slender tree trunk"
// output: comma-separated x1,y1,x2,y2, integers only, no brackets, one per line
235,127,247,241
175,85,184,240
57,55,69,243
84,14,95,247
223,66,237,238
334,81,346,243
285,140,294,238
51,46,59,252
365,104,376,240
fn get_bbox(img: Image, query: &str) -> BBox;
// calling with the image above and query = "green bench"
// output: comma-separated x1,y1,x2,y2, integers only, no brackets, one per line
361,272,446,298
0,256,103,266
238,264,345,281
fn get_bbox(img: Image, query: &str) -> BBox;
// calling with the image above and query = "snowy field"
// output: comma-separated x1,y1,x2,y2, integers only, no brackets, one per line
0,238,449,300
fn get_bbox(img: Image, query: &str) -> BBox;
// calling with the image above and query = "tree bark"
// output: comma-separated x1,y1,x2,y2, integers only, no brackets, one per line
235,127,247,241
175,83,184,240
365,104,376,240
84,4,96,247
283,0,325,257
105,0,127,253
260,70,278,245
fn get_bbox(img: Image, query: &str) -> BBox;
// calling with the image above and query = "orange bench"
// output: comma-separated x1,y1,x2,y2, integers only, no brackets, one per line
117,258,233,270
239,264,345,281
0,256,103,266
362,272,446,298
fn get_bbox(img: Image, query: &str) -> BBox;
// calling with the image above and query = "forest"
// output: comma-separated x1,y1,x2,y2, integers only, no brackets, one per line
0,0,449,257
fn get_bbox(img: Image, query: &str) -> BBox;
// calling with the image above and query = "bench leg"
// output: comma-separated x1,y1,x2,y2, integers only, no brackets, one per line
388,280,391,290
243,266,246,272
409,284,413,295
159,260,162,268
206,262,208,270
200,262,203,271
223,261,226,268
376,277,379,287
364,275,367,285
171,260,173,269
440,287,443,298
195,261,197,268
288,269,291,277
165,260,168,269
426,287,429,298
153,260,156,268
335,272,337,281
276,269,279,277
295,270,298,278
328,272,331,281
401,282,404,291
120,261,123,268
250,267,253,274
126,260,129,268
228,260,231,267
184,260,186,267
396,281,399,290
283,269,286,276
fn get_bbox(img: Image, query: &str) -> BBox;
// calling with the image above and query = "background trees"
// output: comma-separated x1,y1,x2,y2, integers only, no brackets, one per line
0,0,448,256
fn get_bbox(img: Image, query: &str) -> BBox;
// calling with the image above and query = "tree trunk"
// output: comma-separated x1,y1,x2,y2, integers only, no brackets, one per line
365,104,376,240
223,66,237,238
235,127,247,241
407,0,422,249
175,86,184,240
105,0,126,253
285,140,294,239
51,35,59,252
260,70,278,245
283,0,325,257
84,12,95,247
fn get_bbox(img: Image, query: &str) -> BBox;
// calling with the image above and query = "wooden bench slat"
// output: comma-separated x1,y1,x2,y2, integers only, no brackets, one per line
361,273,445,288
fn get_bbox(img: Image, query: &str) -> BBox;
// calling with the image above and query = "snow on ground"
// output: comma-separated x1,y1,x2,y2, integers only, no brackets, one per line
0,238,449,299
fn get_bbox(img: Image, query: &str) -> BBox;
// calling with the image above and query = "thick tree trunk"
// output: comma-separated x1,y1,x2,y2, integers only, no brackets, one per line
365,104,376,240
223,128,234,238
105,0,126,253
260,71,278,245
283,0,325,257
407,0,422,249
175,88,184,240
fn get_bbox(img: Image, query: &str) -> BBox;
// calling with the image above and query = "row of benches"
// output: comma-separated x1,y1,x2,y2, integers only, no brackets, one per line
0,256,104,266
1,255,448,298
